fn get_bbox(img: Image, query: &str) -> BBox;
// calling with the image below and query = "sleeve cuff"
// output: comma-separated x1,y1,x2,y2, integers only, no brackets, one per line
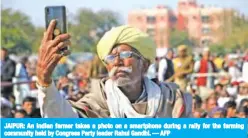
36,81,55,93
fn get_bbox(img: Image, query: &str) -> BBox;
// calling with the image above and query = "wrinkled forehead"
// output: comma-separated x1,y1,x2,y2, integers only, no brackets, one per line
110,44,133,54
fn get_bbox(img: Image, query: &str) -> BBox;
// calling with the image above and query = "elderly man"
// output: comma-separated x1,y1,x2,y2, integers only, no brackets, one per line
36,20,191,118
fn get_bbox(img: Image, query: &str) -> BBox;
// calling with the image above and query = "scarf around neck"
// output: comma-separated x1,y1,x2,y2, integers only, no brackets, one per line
104,77,162,118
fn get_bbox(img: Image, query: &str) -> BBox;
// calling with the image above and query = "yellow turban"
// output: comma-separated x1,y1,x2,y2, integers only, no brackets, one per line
97,25,156,64
177,45,187,51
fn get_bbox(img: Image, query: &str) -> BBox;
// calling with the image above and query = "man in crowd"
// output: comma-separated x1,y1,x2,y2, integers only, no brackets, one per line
193,108,205,118
228,55,241,82
166,48,174,60
214,83,224,95
14,56,31,106
224,101,237,118
192,95,202,113
14,109,27,118
22,96,40,117
236,81,248,107
194,48,216,89
36,20,191,118
156,48,174,82
242,50,248,82
206,95,217,114
213,54,224,71
237,99,248,118
171,45,194,91
237,106,248,118
0,97,13,118
1,47,16,99
208,107,225,118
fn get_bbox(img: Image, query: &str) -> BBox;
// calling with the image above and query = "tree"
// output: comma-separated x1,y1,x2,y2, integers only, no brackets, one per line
1,8,121,54
209,43,229,55
69,8,121,53
211,12,248,52
169,28,194,48
1,8,35,54
31,27,45,53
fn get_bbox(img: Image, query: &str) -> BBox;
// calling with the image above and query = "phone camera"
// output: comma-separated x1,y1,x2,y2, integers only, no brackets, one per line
46,8,50,14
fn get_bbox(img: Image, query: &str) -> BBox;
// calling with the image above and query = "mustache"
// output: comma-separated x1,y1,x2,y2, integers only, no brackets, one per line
118,66,132,73
108,66,132,78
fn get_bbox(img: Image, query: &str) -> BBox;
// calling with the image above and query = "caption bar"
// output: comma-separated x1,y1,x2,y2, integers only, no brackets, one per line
1,119,247,138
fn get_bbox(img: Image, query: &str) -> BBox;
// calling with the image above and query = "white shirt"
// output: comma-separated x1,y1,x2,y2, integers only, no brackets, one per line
147,64,157,79
242,62,248,82
218,97,231,108
158,59,168,82
15,63,29,80
228,66,241,82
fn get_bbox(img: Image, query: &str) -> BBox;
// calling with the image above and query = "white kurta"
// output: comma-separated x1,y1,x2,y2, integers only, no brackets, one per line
37,82,78,118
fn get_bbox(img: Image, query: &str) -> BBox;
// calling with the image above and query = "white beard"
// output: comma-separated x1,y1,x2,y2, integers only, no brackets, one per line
115,76,139,87
108,66,139,87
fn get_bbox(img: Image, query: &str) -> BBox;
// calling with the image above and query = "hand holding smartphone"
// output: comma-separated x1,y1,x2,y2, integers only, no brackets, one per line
36,6,70,86
45,6,69,52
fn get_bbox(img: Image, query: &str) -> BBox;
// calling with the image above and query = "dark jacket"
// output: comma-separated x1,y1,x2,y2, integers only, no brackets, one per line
1,57,16,82
1,57,16,98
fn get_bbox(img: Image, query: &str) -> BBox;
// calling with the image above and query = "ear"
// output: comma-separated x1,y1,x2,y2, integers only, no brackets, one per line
142,60,150,74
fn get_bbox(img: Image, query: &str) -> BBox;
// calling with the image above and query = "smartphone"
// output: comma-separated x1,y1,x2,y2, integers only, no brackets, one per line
45,6,67,39
45,6,69,52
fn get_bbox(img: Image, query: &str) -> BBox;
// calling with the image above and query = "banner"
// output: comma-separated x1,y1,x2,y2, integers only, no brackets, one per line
1,118,247,138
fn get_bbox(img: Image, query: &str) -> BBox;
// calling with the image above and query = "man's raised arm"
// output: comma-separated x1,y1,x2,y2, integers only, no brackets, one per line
36,20,77,118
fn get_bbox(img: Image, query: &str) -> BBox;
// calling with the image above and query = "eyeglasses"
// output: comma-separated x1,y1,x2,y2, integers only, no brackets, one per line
103,51,143,64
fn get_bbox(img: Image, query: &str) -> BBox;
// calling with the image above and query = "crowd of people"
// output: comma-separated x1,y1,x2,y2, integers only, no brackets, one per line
1,47,97,118
1,26,248,118
147,45,248,118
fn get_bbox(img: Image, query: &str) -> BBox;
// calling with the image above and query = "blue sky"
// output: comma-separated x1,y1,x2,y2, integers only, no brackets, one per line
2,0,248,27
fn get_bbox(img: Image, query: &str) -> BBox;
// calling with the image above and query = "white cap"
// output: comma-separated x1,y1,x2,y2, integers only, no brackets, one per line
156,48,168,58
203,47,210,52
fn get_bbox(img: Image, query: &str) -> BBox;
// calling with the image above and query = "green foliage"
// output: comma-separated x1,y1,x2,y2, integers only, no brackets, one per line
169,29,194,48
69,8,120,53
209,43,229,55
31,27,45,53
211,14,248,52
2,7,247,55
1,8,34,54
1,8,121,54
